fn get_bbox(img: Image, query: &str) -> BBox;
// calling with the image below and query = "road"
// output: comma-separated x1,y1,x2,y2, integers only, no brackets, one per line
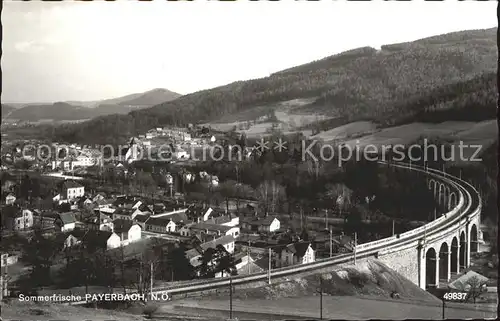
166,295,497,320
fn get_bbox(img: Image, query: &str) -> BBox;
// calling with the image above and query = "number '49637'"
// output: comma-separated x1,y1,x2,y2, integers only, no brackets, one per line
443,292,468,301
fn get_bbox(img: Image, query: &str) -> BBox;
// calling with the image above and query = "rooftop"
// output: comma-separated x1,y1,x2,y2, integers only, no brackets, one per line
284,241,312,258
82,230,115,249
190,222,232,233
57,212,77,225
61,180,83,190
134,214,150,223
113,218,136,233
185,234,236,260
145,216,173,226
449,271,489,290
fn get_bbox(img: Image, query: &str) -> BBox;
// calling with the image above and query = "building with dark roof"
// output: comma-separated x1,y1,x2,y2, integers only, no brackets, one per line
54,229,87,250
188,222,240,239
82,230,121,251
185,234,236,269
241,216,280,233
278,241,315,267
133,213,151,229
54,212,77,232
83,213,114,232
1,206,34,231
113,218,142,245
144,216,176,233
60,180,85,200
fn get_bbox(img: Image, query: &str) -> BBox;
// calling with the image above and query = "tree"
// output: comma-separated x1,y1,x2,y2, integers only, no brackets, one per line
127,247,161,297
165,243,195,281
345,204,365,234
217,180,238,213
215,244,237,277
234,183,255,211
134,170,156,196
324,183,353,215
454,275,487,303
199,247,217,279
300,228,310,242
257,180,286,215
21,230,58,287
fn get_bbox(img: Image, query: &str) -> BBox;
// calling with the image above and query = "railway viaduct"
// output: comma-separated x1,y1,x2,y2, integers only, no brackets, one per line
67,160,483,305
372,162,482,289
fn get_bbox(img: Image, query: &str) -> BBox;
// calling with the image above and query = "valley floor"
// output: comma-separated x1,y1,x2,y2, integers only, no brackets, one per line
165,295,497,320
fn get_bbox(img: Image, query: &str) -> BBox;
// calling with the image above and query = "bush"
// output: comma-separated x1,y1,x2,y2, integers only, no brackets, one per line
143,304,159,319
349,270,370,288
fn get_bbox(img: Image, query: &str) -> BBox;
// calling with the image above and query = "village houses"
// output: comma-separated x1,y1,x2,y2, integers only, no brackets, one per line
185,234,236,276
2,206,34,231
5,193,16,205
82,230,121,250
277,242,316,267
54,212,77,232
60,181,85,201
144,216,176,233
241,216,281,233
113,219,142,245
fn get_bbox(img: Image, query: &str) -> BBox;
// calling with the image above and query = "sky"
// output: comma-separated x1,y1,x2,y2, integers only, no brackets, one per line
2,0,497,103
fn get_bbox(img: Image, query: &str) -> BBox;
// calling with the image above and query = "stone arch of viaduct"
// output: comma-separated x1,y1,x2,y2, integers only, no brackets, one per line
377,167,482,290
419,218,481,289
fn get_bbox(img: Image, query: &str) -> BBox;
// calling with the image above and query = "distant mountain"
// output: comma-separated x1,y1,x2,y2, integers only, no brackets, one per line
4,88,182,121
92,104,144,116
6,103,95,121
65,88,182,108
117,88,182,107
1,105,16,118
4,102,145,122
39,28,498,145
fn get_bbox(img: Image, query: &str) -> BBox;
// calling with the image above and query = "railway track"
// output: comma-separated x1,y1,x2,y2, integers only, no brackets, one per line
67,161,480,305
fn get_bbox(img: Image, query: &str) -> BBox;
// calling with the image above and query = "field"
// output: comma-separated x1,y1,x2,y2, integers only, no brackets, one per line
340,120,497,158
206,98,333,138
0,300,143,321
170,295,497,320
311,121,379,141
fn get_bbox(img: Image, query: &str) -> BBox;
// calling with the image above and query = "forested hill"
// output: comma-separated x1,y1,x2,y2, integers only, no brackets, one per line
50,28,496,145
1,104,15,118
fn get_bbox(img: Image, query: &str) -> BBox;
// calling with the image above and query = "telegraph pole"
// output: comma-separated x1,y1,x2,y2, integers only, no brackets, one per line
139,258,143,296
442,298,445,319
329,227,333,258
392,220,395,236
319,275,323,320
354,232,357,265
229,275,233,319
268,248,272,285
247,241,251,275
150,262,154,299
300,206,303,231
325,209,328,229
